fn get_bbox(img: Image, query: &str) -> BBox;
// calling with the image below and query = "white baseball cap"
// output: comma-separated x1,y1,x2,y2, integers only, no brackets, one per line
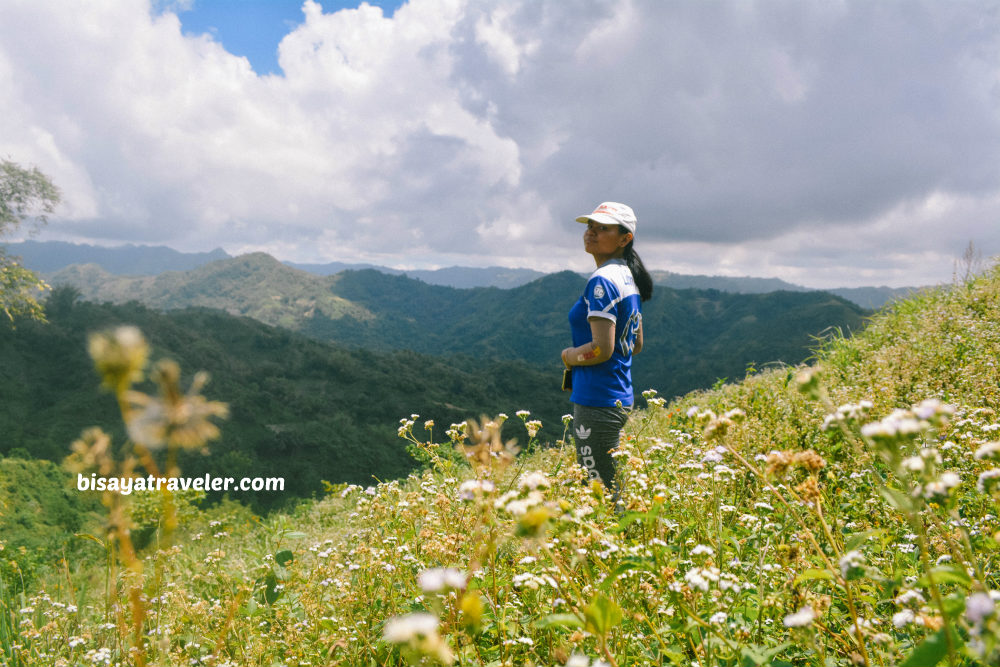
575,202,637,235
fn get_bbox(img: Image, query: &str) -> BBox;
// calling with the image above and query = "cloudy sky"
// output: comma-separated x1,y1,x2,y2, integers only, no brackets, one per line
2,0,999,288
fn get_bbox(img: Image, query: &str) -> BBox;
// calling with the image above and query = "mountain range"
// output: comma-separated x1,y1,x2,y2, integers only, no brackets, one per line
10,240,922,308
41,251,870,402
4,243,873,502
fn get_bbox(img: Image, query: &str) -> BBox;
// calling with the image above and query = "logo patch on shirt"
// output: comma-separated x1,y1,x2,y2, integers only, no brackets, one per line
592,284,605,300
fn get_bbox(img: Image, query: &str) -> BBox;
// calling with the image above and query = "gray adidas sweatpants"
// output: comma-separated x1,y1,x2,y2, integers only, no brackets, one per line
571,403,630,496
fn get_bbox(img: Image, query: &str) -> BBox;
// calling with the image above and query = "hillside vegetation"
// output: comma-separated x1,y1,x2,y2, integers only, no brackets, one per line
2,263,999,666
0,293,568,507
47,254,372,329
48,252,870,401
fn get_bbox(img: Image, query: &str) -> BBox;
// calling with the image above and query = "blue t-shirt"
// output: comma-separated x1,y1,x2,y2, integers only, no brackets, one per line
568,259,642,407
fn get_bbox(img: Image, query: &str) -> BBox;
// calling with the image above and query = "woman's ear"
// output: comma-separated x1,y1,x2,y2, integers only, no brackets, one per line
619,232,633,248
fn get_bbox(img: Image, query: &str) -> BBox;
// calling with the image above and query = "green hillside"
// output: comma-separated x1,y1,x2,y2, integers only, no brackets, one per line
48,253,871,401
308,269,871,399
4,261,999,665
48,253,372,329
0,292,568,508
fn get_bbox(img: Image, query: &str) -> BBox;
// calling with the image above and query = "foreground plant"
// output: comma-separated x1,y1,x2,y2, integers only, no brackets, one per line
59,326,227,667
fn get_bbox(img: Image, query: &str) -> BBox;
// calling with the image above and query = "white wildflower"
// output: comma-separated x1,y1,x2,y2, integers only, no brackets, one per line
458,478,496,500
383,612,438,642
977,469,1000,494
382,612,453,664
966,592,996,625
783,605,816,628
974,442,1000,461
518,471,550,490
839,550,865,580
684,569,709,592
894,589,925,606
940,471,961,489
418,568,466,593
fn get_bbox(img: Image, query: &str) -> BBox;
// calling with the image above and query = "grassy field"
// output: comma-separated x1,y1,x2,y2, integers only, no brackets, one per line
2,264,1000,666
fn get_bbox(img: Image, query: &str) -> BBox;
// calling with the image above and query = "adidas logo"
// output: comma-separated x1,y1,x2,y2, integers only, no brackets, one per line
575,425,592,440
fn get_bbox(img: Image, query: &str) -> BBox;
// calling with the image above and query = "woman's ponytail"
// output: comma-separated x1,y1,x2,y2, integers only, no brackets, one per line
623,241,653,302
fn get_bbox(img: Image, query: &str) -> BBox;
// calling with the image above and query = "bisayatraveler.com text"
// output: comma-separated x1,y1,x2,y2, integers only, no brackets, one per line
77,473,285,495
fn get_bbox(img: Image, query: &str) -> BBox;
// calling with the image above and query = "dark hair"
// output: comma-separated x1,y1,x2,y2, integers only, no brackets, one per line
619,226,653,302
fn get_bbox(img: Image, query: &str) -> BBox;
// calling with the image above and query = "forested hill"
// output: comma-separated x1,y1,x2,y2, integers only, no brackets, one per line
47,253,871,401
46,252,371,329
308,269,871,398
0,295,568,508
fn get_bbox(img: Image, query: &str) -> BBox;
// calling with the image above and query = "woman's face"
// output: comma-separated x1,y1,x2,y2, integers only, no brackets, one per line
583,220,631,258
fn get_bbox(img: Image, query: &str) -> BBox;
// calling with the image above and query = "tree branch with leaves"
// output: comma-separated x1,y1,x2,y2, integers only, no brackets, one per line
0,159,61,322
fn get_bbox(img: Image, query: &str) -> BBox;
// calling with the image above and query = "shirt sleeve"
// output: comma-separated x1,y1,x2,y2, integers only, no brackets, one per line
584,276,620,322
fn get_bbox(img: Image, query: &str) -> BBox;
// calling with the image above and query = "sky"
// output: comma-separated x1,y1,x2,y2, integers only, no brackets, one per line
2,0,999,288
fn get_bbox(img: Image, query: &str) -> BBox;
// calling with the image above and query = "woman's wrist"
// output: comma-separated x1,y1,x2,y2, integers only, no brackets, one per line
564,342,603,367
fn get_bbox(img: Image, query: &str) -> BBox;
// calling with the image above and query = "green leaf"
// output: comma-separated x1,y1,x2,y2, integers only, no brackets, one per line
741,646,765,667
275,549,294,567
942,593,966,618
534,614,584,629
899,628,954,667
741,641,795,666
262,572,281,605
610,510,651,532
604,557,657,588
920,564,972,589
845,529,885,552
879,486,915,513
281,531,307,540
240,598,260,618
765,643,794,659
793,568,836,586
658,646,687,665
584,593,623,636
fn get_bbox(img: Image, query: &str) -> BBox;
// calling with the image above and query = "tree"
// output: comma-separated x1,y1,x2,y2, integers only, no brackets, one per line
954,240,985,284
0,159,61,322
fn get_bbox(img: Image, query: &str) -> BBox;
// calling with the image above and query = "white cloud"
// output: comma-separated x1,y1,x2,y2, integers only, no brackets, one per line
0,0,998,287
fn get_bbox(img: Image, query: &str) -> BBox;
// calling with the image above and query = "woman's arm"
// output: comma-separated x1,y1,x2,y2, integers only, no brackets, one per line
633,316,643,355
561,317,615,367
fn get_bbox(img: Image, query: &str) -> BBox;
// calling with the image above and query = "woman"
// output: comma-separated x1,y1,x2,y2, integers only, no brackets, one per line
561,202,653,498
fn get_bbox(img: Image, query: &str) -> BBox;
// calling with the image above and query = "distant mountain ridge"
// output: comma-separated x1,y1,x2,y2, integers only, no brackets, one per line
10,240,229,275
287,260,547,289
12,240,921,308
44,251,871,402
647,270,922,310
